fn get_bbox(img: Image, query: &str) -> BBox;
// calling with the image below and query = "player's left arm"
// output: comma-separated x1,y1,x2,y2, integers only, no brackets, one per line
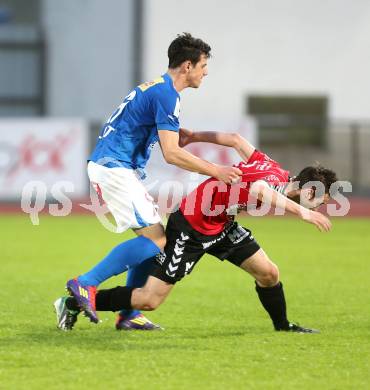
250,180,332,232
179,128,255,161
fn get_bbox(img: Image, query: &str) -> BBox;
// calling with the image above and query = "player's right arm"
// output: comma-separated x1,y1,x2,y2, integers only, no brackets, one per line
250,180,332,232
158,130,242,185
179,128,255,161
152,89,241,184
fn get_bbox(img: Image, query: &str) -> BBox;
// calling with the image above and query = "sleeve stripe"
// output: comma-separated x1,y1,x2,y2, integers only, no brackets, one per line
157,124,179,131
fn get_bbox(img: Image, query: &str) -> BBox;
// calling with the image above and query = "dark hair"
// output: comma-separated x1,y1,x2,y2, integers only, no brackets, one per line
168,32,211,69
294,165,338,195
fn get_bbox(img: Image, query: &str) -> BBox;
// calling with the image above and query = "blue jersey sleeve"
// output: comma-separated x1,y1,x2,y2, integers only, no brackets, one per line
152,92,180,132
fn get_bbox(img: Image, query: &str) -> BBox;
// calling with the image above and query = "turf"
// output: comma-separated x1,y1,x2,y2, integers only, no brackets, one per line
0,214,369,389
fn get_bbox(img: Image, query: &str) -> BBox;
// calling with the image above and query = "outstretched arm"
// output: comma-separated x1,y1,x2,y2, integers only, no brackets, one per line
249,180,332,232
158,130,242,184
179,128,255,161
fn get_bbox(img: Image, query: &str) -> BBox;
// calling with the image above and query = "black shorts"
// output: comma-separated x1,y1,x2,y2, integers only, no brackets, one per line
150,210,260,284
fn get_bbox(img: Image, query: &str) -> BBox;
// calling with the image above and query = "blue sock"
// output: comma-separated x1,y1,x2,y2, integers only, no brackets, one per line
119,257,156,319
78,236,160,287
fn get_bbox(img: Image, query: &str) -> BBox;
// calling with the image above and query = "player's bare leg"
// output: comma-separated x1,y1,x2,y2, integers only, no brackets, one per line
134,222,166,251
93,276,173,316
239,249,279,287
239,249,319,333
131,276,174,311
65,222,166,327
113,223,167,330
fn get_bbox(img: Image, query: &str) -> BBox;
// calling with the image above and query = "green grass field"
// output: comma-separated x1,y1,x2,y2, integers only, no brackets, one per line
1,214,369,389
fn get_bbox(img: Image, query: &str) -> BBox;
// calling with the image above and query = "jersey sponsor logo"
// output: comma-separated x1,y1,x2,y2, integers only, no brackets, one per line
241,161,273,171
227,226,250,244
264,175,280,182
138,77,165,92
201,230,227,249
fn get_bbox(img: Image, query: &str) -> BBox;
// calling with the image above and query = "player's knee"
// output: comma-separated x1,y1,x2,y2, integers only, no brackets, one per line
259,264,279,286
140,293,163,311
142,297,161,311
269,264,280,285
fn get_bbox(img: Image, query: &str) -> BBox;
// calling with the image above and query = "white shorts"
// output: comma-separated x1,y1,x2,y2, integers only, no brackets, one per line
87,161,161,232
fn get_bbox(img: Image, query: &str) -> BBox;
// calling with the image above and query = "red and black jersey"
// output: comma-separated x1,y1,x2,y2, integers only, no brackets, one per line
179,150,290,235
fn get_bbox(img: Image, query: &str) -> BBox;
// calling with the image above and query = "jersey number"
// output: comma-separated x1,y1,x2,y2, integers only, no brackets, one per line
99,90,137,139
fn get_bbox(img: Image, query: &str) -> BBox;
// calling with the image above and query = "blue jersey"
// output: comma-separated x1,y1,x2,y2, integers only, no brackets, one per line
89,73,180,170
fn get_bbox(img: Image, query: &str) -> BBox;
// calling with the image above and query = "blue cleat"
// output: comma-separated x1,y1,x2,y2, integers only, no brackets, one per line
115,313,163,331
66,278,99,324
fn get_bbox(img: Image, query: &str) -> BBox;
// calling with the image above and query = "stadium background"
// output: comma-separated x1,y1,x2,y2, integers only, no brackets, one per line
0,1,369,389
1,0,370,207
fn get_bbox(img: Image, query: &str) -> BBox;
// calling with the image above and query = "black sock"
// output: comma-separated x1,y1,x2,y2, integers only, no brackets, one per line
95,286,134,312
255,281,290,330
65,297,81,312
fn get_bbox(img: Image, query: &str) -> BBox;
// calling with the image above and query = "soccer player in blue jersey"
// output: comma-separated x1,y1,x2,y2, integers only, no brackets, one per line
54,33,242,330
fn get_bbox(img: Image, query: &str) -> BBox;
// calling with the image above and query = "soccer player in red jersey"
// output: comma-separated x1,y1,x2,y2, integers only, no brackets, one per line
67,131,337,333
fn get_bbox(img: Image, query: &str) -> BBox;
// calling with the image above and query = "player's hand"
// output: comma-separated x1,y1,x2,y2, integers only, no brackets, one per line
302,209,332,232
178,128,194,147
215,165,242,185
